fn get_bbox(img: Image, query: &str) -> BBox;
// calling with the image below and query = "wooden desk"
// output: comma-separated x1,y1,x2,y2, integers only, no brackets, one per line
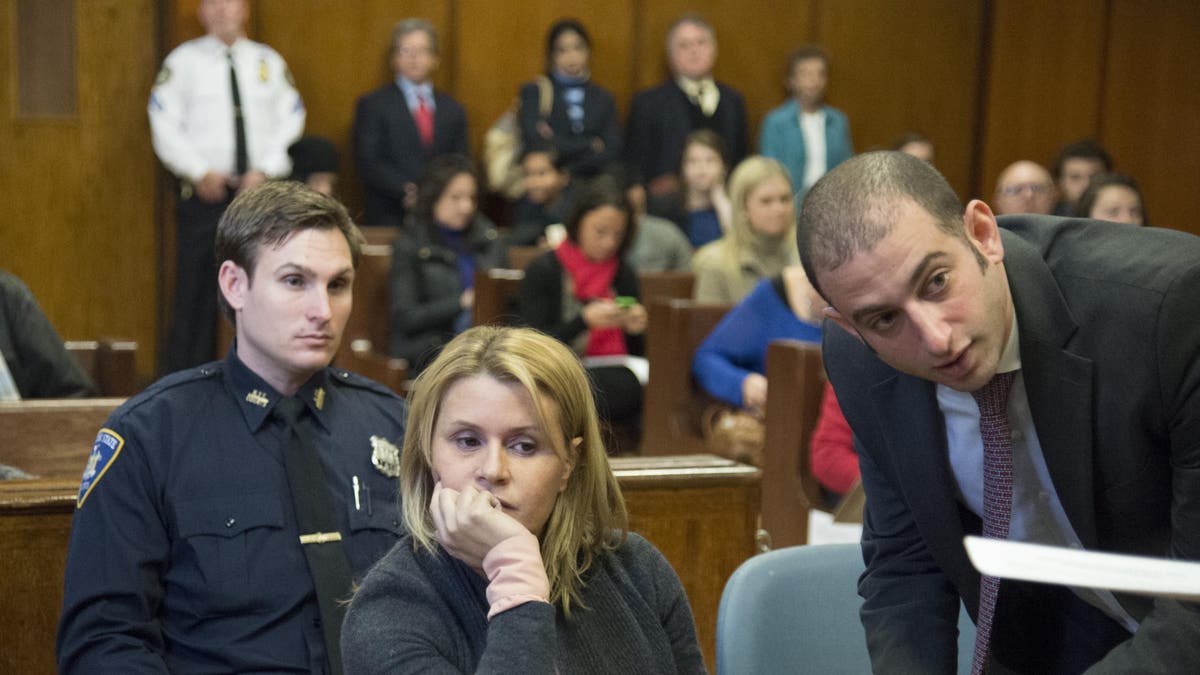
613,454,760,671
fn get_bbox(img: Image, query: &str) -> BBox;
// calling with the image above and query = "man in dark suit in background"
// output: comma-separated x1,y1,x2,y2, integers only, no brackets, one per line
354,18,468,227
798,151,1200,673
625,13,747,197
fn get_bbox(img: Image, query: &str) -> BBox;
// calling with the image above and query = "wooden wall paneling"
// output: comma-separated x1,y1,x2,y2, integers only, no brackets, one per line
631,0,816,156
0,0,159,379
817,0,984,200
255,0,451,223
452,0,638,159
979,0,1107,200
1099,0,1200,236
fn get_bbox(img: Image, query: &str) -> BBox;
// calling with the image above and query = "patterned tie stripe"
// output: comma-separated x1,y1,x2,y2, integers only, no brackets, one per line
970,370,1016,675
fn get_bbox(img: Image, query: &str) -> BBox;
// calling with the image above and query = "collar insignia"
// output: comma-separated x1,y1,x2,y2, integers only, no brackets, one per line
245,389,270,407
370,435,401,478
314,387,326,410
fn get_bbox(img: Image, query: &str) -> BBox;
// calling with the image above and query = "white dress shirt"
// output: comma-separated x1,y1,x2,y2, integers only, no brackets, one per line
939,312,1139,632
148,35,305,182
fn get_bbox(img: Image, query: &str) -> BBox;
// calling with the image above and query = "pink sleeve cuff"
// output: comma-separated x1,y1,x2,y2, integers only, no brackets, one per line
482,531,551,621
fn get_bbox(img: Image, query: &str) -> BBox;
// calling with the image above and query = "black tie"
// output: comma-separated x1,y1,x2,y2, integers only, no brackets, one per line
275,396,351,675
227,49,248,175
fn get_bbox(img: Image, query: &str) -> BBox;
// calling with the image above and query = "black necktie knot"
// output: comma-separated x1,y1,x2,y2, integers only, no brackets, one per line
274,396,305,425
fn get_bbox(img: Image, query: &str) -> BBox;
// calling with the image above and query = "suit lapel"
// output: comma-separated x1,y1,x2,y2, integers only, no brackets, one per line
1001,229,1098,547
870,374,976,573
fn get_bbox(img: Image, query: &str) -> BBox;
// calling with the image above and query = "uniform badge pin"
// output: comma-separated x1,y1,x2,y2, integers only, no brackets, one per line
314,387,325,410
370,436,401,477
245,389,270,407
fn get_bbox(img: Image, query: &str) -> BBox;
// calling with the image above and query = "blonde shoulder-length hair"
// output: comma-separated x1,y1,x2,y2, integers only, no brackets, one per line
723,155,797,261
399,325,628,615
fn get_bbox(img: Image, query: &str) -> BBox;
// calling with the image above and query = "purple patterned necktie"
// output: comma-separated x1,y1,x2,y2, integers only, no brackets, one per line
970,370,1016,675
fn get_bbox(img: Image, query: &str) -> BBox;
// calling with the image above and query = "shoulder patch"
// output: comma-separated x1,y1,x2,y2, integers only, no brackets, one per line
77,429,125,508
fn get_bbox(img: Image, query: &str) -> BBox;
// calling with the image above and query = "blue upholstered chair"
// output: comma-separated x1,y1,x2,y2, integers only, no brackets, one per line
716,543,977,674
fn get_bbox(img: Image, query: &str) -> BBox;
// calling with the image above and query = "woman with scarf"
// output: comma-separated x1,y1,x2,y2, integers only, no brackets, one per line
518,19,622,180
390,155,507,373
691,156,799,304
517,176,645,432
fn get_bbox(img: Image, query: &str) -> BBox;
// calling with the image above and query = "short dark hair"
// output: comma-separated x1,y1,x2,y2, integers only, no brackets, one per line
215,181,363,321
1052,139,1113,180
787,44,829,76
797,151,969,299
545,18,591,73
520,143,566,172
565,175,636,259
1074,172,1147,225
413,154,479,234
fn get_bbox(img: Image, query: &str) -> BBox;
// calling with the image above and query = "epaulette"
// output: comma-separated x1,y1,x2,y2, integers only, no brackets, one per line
326,367,404,400
109,361,224,418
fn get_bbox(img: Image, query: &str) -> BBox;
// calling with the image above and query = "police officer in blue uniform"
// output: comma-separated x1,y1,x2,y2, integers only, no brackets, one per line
57,181,406,673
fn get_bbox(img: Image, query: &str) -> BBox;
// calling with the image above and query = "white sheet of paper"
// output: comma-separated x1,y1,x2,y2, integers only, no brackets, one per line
964,536,1200,601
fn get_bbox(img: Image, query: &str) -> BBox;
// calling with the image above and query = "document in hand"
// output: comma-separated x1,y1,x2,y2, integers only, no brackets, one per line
964,536,1200,601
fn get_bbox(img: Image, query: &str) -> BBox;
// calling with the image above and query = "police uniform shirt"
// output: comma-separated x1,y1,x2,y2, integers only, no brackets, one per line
148,35,306,182
57,350,406,673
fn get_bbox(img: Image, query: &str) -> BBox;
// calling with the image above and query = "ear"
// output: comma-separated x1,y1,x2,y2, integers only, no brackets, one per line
824,306,865,344
218,260,249,313
559,437,581,493
964,199,1005,265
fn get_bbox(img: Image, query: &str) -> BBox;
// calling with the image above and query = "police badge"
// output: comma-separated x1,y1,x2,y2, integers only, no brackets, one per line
370,435,401,477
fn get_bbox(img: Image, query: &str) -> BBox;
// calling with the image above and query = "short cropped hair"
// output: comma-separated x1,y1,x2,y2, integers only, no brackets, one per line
787,44,829,75
564,174,637,259
797,151,967,299
665,12,715,53
391,18,438,55
399,325,628,615
1051,139,1112,180
215,181,363,322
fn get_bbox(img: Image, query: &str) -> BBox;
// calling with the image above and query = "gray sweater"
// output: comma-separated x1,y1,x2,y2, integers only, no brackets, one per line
341,531,707,674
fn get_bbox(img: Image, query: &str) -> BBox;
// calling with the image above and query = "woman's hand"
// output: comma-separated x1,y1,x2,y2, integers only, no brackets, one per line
620,302,648,335
582,298,623,329
742,373,768,412
430,482,528,570
459,287,475,311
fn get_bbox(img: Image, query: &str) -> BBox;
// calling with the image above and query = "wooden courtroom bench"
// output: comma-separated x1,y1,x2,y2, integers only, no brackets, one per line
0,454,757,674
761,339,828,548
0,398,124,479
640,298,731,456
65,338,139,397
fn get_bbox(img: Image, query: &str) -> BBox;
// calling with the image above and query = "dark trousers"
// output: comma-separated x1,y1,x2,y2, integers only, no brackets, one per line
161,194,227,375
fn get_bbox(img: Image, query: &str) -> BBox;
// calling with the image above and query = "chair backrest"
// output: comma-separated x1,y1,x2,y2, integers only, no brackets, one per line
342,243,393,356
641,298,731,455
761,339,826,548
472,268,525,327
637,270,694,304
358,225,400,247
717,543,977,674
506,245,543,271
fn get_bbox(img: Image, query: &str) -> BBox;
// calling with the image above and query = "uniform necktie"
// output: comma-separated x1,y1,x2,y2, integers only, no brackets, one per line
275,396,351,675
415,92,434,148
227,49,248,175
970,370,1016,675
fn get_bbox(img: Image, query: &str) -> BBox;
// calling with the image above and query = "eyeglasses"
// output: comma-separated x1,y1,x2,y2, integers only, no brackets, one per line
998,182,1051,197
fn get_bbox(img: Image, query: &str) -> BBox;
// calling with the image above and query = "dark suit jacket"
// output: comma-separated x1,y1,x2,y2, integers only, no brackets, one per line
518,79,621,179
625,79,747,185
354,83,468,227
823,216,1200,673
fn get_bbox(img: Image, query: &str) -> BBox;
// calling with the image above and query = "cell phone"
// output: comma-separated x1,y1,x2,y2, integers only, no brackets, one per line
614,296,637,309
